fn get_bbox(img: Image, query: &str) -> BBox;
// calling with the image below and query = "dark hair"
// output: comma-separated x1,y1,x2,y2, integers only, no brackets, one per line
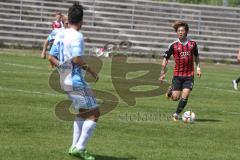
55,11,62,15
68,2,84,24
172,21,189,33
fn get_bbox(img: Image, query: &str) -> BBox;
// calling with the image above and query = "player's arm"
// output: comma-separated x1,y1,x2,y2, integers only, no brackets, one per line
48,55,59,67
48,42,60,68
71,36,99,82
159,44,173,81
194,43,201,78
159,58,169,81
73,57,99,82
41,38,49,59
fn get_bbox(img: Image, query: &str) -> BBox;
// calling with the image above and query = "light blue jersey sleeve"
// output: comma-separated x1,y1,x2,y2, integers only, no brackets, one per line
47,29,61,42
47,33,54,42
71,33,84,57
49,36,59,58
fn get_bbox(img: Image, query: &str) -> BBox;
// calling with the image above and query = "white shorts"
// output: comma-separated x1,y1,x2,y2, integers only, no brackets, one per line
67,88,98,111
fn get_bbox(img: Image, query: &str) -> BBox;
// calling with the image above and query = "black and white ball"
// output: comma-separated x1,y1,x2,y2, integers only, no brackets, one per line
182,111,196,123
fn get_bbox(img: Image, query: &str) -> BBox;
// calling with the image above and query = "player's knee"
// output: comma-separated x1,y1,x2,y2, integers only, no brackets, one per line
89,116,99,122
181,95,189,100
94,110,100,119
181,93,190,99
182,89,191,98
91,109,100,122
172,96,180,101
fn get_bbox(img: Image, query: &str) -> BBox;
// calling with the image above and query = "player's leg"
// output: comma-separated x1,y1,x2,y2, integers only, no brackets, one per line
173,76,193,121
175,88,191,115
75,108,99,151
166,76,181,100
175,76,194,114
71,109,99,160
172,90,182,121
69,116,84,154
232,76,240,90
69,88,99,160
237,77,240,84
170,76,182,121
172,91,181,101
68,92,85,154
171,76,181,101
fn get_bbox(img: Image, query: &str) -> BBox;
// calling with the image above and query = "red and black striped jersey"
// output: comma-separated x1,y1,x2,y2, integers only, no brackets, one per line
52,20,63,29
164,38,199,77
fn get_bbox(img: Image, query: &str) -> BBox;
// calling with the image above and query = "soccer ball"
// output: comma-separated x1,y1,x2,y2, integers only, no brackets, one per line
182,111,196,123
91,47,111,58
95,48,105,57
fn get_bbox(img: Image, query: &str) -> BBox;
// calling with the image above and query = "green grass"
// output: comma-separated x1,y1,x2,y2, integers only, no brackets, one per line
0,50,240,160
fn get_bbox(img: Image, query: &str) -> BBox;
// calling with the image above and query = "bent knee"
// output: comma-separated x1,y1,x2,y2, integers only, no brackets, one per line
172,96,180,101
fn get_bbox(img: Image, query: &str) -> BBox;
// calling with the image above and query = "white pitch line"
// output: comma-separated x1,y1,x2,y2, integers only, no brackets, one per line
222,111,240,115
0,85,238,100
1,63,239,94
0,86,63,97
2,62,44,70
0,86,119,103
198,86,240,94
0,70,49,75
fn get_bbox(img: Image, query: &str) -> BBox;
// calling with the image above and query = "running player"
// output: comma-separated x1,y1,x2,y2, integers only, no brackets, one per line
159,21,201,121
52,11,63,29
41,15,69,59
49,3,99,160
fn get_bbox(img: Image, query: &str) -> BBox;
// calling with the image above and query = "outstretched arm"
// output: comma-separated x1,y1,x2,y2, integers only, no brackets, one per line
41,38,49,59
195,55,201,78
159,58,168,81
194,43,201,78
159,44,173,82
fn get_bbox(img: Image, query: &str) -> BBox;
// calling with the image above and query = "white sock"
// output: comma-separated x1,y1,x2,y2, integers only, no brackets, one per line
72,117,84,147
75,120,96,150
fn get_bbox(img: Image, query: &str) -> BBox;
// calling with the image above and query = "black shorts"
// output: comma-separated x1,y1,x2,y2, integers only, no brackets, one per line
172,76,194,91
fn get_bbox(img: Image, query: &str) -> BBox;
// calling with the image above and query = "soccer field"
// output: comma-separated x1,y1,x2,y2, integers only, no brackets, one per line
0,50,240,160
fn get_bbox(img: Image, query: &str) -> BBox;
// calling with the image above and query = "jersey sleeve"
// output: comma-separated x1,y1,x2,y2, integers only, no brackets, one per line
47,29,59,43
47,31,54,42
49,35,59,57
193,42,199,56
163,43,174,59
70,34,84,57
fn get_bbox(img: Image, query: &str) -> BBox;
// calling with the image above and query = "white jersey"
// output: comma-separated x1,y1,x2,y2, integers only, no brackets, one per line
50,28,97,110
49,28,87,90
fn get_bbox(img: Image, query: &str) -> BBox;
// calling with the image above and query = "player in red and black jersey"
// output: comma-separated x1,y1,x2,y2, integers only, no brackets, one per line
52,11,63,29
159,21,201,121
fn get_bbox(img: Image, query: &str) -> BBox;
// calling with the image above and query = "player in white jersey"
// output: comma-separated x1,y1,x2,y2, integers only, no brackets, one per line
41,15,69,59
48,3,99,160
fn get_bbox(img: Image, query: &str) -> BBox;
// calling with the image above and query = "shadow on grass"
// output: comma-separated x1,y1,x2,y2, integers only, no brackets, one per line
71,155,136,160
196,119,221,122
95,155,136,160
